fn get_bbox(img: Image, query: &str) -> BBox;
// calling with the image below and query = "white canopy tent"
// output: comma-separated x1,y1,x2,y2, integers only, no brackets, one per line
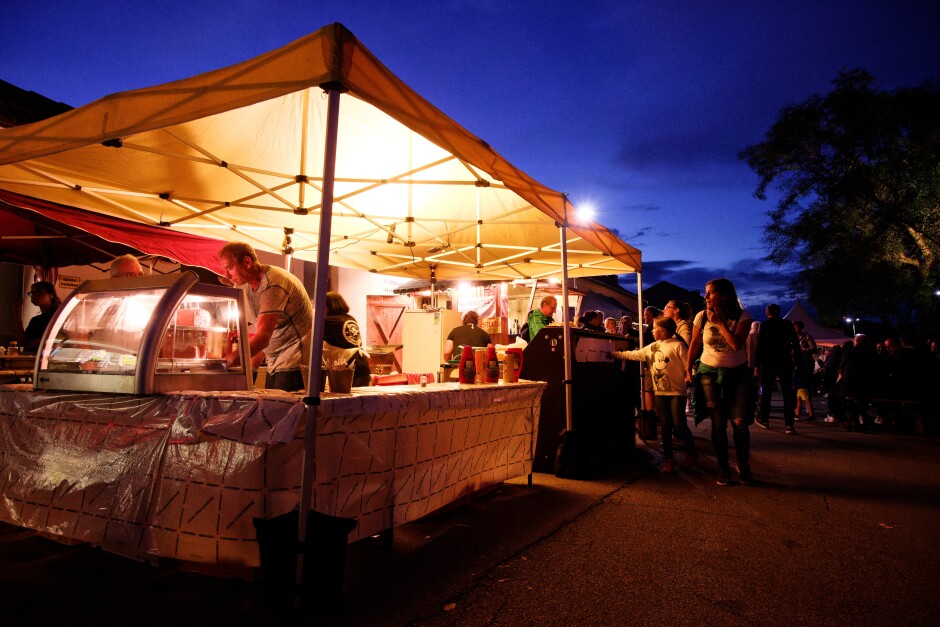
784,300,848,347
0,23,643,586
0,24,640,281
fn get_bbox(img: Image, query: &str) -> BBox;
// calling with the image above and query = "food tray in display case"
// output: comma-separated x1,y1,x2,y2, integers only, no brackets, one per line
34,271,252,394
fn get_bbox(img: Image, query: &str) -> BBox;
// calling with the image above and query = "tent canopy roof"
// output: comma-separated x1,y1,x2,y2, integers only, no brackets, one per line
784,300,848,347
0,23,640,282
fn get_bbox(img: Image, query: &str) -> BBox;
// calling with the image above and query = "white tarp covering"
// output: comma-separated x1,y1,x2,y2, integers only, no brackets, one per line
0,381,543,566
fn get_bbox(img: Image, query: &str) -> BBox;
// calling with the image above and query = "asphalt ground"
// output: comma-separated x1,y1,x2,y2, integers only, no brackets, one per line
2,395,938,626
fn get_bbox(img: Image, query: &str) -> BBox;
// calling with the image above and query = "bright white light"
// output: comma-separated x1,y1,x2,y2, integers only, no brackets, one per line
576,203,596,223
124,298,155,332
456,281,472,300
844,317,853,323
225,303,240,326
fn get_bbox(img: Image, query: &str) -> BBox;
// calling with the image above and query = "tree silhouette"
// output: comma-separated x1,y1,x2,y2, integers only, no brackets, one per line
741,69,940,334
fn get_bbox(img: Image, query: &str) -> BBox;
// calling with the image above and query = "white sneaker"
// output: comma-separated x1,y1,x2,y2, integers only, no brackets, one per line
824,415,836,423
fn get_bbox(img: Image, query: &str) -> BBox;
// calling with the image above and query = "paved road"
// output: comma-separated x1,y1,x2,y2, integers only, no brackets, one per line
2,401,938,626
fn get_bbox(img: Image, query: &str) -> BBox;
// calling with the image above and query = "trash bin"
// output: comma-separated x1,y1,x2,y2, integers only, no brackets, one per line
253,508,357,608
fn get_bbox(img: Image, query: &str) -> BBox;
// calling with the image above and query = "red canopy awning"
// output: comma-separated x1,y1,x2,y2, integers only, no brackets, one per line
0,190,226,273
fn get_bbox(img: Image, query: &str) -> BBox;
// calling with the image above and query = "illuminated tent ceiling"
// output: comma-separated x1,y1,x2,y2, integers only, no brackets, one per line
0,23,640,282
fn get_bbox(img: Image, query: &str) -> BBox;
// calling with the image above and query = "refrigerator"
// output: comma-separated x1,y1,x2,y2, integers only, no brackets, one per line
402,308,462,374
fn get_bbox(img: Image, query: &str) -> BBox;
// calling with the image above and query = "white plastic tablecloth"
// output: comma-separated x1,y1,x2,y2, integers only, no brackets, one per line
0,381,543,567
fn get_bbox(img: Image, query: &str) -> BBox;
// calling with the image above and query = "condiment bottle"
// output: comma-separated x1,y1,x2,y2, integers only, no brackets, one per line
502,351,515,383
458,345,476,384
505,348,523,382
484,346,499,383
473,348,486,383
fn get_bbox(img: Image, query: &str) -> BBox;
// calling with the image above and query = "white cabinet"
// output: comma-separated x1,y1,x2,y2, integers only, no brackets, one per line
402,309,461,374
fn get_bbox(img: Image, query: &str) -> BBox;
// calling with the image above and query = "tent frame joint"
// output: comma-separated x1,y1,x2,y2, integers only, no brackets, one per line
319,80,349,94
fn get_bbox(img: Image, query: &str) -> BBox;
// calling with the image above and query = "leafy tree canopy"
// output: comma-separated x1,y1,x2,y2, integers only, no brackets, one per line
741,69,940,335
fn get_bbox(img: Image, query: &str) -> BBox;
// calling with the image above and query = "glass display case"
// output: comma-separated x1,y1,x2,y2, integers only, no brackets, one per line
34,272,252,394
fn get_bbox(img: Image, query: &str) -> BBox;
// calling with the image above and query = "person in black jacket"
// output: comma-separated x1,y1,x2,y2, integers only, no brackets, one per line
24,281,61,352
755,304,801,433
322,291,372,387
840,333,879,432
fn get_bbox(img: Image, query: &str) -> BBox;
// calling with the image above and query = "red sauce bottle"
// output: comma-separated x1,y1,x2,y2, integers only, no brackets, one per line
458,345,476,384
484,346,499,383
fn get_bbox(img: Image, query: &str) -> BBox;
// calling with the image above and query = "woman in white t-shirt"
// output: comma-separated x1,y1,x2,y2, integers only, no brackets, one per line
686,278,754,486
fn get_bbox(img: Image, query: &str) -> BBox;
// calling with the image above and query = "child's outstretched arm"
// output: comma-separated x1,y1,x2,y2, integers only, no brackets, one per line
609,346,650,362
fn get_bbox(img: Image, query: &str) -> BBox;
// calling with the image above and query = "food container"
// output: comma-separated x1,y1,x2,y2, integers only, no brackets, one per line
33,272,252,394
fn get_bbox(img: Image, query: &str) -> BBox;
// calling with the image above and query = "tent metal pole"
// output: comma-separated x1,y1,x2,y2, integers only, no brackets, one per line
526,279,538,315
295,86,341,603
636,272,645,410
283,227,294,272
559,196,574,433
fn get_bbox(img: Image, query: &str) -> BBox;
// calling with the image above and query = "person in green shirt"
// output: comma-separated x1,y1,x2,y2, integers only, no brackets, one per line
526,296,558,341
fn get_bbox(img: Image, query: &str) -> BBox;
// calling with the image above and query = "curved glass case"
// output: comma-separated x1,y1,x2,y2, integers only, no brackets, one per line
34,272,252,394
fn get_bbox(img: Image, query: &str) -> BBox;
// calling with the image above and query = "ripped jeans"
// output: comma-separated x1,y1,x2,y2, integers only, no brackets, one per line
699,364,751,471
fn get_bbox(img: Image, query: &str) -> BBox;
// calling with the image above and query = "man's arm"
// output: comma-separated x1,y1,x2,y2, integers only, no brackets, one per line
443,339,455,361
227,312,278,368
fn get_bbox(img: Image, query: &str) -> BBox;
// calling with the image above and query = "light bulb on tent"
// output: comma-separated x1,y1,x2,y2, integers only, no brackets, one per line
575,202,596,224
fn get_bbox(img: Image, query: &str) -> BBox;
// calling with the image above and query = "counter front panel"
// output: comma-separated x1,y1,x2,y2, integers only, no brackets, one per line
0,381,544,567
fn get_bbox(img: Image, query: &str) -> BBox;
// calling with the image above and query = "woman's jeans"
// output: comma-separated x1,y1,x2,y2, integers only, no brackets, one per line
699,365,750,470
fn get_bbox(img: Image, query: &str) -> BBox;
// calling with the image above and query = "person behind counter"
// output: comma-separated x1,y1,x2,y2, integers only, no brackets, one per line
323,291,372,387
23,281,61,352
578,310,606,333
110,254,145,278
443,311,493,360
604,317,619,335
218,241,312,392
525,295,558,342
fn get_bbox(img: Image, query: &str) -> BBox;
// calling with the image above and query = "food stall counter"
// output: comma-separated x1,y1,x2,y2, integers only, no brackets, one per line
0,379,545,568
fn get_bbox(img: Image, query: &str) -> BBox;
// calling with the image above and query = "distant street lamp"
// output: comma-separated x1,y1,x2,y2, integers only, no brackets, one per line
844,316,857,335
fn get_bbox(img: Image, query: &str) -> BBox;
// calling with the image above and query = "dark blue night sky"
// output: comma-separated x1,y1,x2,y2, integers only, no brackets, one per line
3,1,937,311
